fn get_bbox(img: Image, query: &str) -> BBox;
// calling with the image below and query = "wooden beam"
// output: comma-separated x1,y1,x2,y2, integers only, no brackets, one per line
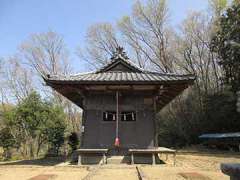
133,85,157,90
85,85,107,90
108,85,131,90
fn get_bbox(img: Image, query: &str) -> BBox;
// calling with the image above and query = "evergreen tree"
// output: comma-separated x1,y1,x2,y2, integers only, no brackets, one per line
211,2,240,92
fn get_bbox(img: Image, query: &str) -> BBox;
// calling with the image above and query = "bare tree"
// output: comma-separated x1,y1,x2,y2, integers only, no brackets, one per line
177,12,223,96
118,0,174,72
0,58,6,106
77,23,120,69
77,1,174,72
2,56,34,104
20,31,81,134
20,31,71,76
208,0,227,18
19,31,72,100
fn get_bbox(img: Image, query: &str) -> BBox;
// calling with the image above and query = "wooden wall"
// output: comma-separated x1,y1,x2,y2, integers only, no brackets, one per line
81,92,155,151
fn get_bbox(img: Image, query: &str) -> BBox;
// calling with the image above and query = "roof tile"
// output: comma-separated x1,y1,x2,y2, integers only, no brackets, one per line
47,72,195,84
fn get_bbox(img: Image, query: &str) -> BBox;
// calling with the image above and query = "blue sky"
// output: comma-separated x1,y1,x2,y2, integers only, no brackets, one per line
0,0,209,72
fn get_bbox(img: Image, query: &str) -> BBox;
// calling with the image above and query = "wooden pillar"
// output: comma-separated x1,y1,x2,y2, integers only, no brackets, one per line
153,97,158,147
116,91,119,139
80,110,85,147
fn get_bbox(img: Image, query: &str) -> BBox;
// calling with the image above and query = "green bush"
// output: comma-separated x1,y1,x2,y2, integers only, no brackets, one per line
202,90,240,133
0,127,16,160
68,132,79,152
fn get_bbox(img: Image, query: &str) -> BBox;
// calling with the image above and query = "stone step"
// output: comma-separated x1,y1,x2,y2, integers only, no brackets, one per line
106,156,130,164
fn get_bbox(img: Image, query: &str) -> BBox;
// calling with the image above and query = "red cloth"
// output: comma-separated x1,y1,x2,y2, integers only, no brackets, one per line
114,137,120,147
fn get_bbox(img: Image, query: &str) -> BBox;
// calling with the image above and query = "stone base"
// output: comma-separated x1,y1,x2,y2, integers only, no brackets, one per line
131,154,164,164
221,163,240,180
107,156,128,164
80,154,104,165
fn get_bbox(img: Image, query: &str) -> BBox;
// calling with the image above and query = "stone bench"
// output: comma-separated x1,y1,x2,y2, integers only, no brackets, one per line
75,149,108,165
129,147,176,165
221,163,240,180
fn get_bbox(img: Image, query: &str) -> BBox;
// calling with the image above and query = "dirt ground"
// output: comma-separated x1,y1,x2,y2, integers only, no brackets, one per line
0,152,239,180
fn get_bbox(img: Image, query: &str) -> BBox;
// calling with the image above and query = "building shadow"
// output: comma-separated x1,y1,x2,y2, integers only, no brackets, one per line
178,151,240,159
69,154,166,165
0,157,65,166
128,154,165,164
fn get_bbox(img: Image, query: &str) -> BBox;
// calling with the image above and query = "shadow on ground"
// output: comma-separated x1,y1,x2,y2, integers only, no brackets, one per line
0,157,65,166
178,151,240,159
70,154,166,165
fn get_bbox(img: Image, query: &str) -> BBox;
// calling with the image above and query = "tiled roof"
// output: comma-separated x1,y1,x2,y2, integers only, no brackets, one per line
44,47,195,110
46,71,195,84
45,47,195,85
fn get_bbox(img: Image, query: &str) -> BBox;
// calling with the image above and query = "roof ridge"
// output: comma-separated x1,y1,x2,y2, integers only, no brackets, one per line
70,71,96,76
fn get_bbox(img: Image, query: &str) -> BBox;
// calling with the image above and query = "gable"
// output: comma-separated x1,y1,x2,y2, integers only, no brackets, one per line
98,58,142,73
105,61,139,72
106,63,132,72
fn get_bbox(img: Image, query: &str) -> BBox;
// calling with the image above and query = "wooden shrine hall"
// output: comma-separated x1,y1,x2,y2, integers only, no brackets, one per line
44,47,195,165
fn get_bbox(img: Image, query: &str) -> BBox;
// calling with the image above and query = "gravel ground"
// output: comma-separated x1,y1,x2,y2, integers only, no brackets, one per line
0,152,239,180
